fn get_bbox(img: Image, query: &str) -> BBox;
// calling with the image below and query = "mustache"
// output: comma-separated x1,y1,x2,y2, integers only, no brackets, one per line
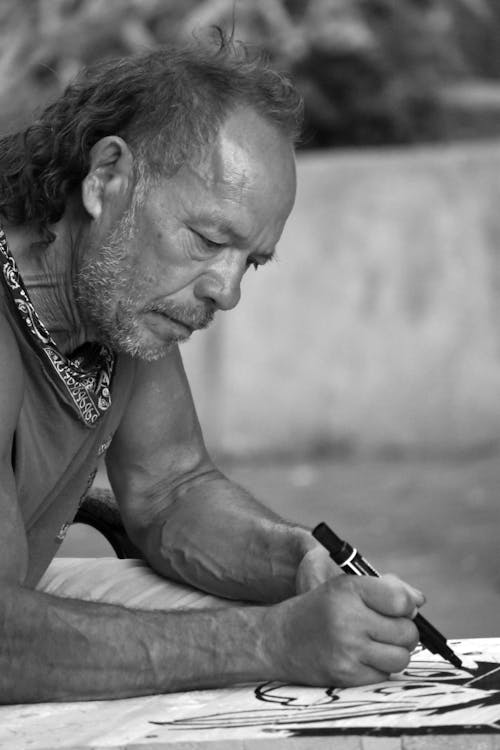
142,301,215,330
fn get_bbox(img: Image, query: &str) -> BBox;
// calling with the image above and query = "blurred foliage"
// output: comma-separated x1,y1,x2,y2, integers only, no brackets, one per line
1,0,500,147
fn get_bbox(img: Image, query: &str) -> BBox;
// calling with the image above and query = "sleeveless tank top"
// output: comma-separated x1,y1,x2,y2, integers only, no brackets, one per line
0,227,137,586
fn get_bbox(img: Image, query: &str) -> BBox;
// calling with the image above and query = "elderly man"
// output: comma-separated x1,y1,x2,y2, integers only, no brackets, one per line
0,36,423,703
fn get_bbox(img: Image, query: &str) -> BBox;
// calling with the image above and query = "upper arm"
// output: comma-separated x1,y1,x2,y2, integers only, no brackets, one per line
106,345,213,533
0,314,28,584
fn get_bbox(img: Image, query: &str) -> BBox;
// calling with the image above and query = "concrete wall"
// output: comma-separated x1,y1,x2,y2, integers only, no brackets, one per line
181,141,500,458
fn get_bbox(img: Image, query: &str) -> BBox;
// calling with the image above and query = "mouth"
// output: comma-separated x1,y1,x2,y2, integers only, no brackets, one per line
164,313,194,332
144,310,194,338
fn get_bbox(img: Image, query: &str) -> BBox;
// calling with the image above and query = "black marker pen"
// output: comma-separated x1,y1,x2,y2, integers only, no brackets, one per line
312,522,463,670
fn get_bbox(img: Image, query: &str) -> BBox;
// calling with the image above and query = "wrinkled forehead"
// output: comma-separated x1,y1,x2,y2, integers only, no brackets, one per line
195,106,297,215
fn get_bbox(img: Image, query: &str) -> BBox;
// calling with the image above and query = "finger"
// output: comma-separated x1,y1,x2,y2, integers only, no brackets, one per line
383,573,426,611
358,575,425,618
362,641,413,676
368,613,420,651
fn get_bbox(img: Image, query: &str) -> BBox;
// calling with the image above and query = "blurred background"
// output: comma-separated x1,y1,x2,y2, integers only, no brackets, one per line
2,0,498,636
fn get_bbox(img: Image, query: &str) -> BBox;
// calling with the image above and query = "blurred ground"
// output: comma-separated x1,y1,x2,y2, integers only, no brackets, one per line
60,454,500,639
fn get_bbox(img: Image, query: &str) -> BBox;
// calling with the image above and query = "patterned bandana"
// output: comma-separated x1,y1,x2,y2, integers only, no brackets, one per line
0,225,114,427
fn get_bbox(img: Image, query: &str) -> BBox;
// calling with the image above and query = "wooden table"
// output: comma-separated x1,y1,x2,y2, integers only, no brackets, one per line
1,638,499,749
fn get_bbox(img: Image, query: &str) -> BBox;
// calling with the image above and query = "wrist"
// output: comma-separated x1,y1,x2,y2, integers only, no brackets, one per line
294,524,318,556
267,523,316,599
283,524,319,569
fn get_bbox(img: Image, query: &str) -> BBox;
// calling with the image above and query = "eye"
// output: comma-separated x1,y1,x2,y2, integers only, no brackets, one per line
202,236,224,250
192,230,224,252
247,259,260,271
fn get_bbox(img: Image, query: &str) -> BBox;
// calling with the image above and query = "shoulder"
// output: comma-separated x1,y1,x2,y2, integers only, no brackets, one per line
110,345,201,458
0,309,23,377
0,310,24,445
128,345,191,402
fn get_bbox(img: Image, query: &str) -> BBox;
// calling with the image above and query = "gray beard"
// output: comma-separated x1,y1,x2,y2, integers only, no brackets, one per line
75,212,214,361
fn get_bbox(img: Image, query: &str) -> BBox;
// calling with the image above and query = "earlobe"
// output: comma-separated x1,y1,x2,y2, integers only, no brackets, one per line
81,136,134,220
82,174,103,220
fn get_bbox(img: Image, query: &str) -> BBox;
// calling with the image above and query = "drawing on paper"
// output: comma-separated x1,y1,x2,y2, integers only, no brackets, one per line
151,638,500,737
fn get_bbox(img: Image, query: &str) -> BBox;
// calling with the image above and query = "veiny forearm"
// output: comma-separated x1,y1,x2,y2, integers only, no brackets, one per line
141,469,315,603
0,581,272,704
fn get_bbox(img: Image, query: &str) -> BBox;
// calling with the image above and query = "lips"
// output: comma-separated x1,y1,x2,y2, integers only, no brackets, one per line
144,302,214,333
143,311,193,339
146,308,191,327
162,313,194,332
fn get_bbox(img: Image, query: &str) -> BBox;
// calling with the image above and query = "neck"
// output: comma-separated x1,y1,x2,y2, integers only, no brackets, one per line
4,211,96,355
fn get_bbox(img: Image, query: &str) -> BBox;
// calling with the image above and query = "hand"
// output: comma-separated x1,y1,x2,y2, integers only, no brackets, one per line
263,573,424,687
295,544,340,594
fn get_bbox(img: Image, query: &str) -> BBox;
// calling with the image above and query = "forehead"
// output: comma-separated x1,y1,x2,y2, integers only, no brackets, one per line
151,107,297,240
204,107,296,197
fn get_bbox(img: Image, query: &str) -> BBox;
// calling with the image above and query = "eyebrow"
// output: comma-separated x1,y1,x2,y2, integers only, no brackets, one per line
193,213,247,244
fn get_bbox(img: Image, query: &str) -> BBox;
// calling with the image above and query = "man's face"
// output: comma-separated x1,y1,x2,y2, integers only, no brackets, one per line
76,107,297,360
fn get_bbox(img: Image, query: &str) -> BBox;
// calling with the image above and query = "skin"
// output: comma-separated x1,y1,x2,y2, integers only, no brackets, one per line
0,106,424,702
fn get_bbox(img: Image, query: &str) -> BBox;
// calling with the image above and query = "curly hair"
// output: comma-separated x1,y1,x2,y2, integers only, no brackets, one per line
0,32,303,242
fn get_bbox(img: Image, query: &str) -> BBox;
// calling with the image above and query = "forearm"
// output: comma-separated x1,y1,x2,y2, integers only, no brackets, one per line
0,581,272,704
0,572,425,702
141,469,315,603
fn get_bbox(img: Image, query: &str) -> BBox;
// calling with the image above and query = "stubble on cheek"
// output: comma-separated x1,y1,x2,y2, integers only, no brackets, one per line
74,207,216,359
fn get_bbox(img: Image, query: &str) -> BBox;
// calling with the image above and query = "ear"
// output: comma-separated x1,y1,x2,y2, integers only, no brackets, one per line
81,136,134,220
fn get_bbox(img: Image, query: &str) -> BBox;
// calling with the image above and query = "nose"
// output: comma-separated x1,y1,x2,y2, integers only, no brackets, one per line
193,252,244,311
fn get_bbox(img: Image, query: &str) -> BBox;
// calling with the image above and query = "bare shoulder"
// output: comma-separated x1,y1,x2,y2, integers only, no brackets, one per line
133,343,188,385
0,312,28,584
125,344,196,420
0,313,23,449
108,345,207,488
